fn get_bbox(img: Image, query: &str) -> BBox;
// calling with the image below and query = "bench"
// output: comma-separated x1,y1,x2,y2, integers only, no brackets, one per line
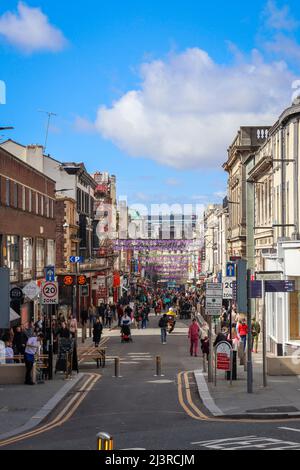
79,348,106,369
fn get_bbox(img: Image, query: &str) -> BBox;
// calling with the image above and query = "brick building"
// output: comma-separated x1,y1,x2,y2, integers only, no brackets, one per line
0,146,56,324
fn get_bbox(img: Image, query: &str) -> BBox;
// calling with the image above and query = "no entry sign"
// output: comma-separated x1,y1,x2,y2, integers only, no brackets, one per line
41,281,59,305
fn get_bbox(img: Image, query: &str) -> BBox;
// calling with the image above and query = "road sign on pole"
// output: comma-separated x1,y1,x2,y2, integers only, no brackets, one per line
23,281,41,300
45,266,55,282
226,262,236,277
223,277,236,299
41,282,59,305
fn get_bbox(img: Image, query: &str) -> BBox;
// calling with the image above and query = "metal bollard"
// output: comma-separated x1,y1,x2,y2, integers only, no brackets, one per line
154,356,164,377
97,432,113,451
114,357,121,378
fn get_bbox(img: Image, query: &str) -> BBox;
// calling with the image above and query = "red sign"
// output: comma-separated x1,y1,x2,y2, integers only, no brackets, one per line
113,272,120,288
217,353,231,371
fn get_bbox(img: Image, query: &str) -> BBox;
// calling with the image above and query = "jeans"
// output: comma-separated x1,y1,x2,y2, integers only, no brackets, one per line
161,328,167,343
25,360,34,384
142,319,147,329
240,335,247,351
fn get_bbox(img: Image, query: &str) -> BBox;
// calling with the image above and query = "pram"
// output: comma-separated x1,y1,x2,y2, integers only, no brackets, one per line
121,324,133,343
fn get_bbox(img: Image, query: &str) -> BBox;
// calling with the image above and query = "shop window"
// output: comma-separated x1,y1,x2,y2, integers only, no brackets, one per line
289,278,300,340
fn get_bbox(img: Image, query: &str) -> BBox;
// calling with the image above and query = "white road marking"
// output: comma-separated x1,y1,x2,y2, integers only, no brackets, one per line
191,435,300,450
147,380,174,384
279,427,300,433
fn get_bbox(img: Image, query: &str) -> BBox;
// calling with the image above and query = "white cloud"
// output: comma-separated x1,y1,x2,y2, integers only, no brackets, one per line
0,2,67,53
264,33,300,61
263,0,298,31
95,47,295,169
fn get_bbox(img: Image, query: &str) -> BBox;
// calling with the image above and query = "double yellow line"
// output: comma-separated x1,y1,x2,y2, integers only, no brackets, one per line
0,373,100,448
177,371,300,424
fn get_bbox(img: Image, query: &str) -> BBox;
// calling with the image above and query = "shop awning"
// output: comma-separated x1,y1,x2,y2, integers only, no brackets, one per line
10,308,20,322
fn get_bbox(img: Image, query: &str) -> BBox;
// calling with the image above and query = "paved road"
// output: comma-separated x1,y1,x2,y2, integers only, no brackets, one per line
3,316,300,450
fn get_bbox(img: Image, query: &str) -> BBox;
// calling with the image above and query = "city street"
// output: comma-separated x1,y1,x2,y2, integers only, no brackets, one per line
2,316,300,451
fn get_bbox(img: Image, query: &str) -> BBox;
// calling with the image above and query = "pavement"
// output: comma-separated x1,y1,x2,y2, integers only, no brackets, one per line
0,334,100,440
194,317,300,419
4,314,300,450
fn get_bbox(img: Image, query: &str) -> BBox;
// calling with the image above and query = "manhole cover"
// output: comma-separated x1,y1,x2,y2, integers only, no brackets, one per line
246,406,299,413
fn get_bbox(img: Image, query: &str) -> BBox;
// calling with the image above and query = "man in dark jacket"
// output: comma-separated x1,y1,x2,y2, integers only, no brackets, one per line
159,314,168,344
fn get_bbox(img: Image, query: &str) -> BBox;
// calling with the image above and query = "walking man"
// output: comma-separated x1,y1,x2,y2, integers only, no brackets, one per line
251,317,261,353
159,314,168,344
24,332,43,385
188,318,200,357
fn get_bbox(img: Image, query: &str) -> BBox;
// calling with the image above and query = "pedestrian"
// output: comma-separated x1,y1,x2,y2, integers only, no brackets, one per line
201,336,209,362
13,326,27,359
24,333,43,385
213,327,229,347
58,322,71,339
88,304,97,332
93,318,103,348
237,317,248,351
188,318,200,357
251,318,261,353
68,315,78,339
141,305,148,329
105,306,113,329
5,340,14,364
159,314,168,344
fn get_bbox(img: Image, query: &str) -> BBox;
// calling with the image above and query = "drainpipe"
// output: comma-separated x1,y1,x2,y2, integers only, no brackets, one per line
292,119,299,240
280,126,286,239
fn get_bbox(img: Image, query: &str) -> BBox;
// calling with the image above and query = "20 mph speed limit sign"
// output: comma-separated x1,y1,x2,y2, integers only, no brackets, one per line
41,282,59,305
223,277,236,299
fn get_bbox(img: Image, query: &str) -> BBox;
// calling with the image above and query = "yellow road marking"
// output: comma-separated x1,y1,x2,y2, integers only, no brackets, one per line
0,373,100,448
178,371,300,424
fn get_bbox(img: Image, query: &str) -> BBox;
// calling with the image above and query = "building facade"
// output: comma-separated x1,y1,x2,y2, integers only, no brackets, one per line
0,146,56,325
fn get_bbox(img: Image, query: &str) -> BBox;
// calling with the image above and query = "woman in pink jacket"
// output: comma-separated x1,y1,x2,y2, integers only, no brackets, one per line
188,318,200,357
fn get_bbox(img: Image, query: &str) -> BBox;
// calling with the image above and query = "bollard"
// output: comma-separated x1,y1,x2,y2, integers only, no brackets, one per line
97,432,113,451
154,356,164,377
114,357,121,378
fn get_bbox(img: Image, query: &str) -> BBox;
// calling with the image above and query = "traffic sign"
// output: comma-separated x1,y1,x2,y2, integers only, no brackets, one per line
265,280,295,293
77,275,87,286
10,287,23,301
206,297,222,308
226,262,236,277
256,271,283,281
41,282,59,305
249,281,262,299
23,281,40,300
70,256,84,263
223,277,235,299
63,275,75,286
45,266,55,282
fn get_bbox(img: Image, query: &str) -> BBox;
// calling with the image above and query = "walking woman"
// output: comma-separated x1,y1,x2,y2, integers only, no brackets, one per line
93,318,103,348
188,318,200,357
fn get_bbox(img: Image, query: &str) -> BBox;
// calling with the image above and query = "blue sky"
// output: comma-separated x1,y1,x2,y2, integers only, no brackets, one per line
1,0,300,208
